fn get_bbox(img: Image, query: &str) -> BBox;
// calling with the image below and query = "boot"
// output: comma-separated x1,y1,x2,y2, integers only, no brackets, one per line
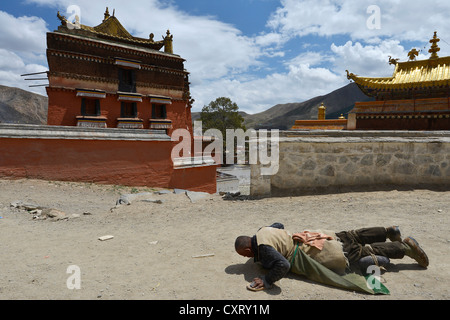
403,237,429,268
386,226,402,242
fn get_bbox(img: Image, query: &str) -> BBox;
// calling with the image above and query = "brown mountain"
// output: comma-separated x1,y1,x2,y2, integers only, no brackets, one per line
0,85,48,125
1,82,371,129
192,82,373,130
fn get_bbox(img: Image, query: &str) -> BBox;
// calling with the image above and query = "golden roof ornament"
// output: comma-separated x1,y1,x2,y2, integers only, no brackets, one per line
57,11,67,26
388,56,399,65
345,31,450,95
56,8,170,52
103,7,110,22
428,31,440,59
345,70,356,81
318,103,326,120
407,48,419,61
163,30,173,54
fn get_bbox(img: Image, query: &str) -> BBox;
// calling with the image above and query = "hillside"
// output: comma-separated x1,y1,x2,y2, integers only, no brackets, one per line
192,82,373,130
0,85,47,125
1,82,372,129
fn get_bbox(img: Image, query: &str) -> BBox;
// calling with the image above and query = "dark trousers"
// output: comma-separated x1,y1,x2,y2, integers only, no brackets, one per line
336,227,405,263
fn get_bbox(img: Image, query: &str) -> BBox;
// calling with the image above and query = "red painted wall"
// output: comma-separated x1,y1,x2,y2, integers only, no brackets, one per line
47,89,190,134
47,89,79,126
352,97,450,130
170,165,217,194
0,137,216,193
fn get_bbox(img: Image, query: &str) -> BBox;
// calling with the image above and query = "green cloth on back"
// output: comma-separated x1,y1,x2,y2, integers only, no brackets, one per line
290,243,390,295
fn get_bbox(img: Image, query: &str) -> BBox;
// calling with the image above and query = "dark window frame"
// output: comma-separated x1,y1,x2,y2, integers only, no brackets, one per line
151,103,167,119
121,102,138,118
118,68,137,93
81,98,101,116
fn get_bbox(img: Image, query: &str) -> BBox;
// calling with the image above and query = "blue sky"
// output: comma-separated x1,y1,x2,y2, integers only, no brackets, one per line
1,0,450,114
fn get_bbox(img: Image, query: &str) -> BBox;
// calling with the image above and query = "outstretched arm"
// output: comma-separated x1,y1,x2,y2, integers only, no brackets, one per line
256,245,290,289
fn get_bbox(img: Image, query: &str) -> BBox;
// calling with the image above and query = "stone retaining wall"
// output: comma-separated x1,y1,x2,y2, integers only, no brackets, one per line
251,130,450,197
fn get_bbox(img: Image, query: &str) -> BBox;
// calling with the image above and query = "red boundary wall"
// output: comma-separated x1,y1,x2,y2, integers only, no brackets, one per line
0,125,216,194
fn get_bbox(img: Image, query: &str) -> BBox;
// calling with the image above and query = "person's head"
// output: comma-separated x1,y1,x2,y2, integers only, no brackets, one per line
234,236,254,258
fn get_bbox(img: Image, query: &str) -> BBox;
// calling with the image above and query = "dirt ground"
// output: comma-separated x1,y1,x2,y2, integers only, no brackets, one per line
0,177,449,301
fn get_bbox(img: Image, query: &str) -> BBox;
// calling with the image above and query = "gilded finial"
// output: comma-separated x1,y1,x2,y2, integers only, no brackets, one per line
318,103,326,120
388,56,399,65
345,70,351,79
407,48,420,61
57,11,67,25
346,70,357,81
104,7,110,21
429,31,440,59
163,30,174,54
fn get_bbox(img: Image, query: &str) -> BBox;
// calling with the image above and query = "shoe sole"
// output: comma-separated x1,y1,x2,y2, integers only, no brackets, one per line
247,282,265,291
405,237,429,268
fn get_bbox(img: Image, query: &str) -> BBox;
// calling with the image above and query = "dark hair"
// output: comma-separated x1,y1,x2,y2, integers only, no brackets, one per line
234,236,251,251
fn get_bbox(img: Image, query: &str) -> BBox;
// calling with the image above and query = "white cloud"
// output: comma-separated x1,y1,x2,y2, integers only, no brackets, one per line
0,50,27,71
254,31,287,48
0,49,48,95
268,0,450,41
330,40,409,77
0,11,49,95
286,51,330,68
197,0,450,112
0,11,49,54
26,0,274,108
9,0,450,113
28,0,266,81
267,0,364,38
193,53,346,114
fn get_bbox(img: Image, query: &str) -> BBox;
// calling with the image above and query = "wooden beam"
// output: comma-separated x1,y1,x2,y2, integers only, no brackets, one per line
20,71,48,76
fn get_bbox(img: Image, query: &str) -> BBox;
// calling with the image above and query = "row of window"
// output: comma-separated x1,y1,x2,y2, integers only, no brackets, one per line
81,98,167,119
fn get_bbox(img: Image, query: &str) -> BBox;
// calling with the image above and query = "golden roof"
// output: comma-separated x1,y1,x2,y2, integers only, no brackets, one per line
346,32,450,95
56,7,173,53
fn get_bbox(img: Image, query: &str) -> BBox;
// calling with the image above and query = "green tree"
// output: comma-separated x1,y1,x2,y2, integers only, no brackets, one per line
199,97,246,135
199,97,246,164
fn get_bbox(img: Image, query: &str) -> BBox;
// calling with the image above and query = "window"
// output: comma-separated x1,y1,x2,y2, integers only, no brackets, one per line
152,104,167,119
118,68,136,93
81,98,100,116
121,102,137,118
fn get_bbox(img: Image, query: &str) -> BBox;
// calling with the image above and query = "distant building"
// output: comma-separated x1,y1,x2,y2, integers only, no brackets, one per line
46,8,193,135
291,103,348,130
347,32,450,130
